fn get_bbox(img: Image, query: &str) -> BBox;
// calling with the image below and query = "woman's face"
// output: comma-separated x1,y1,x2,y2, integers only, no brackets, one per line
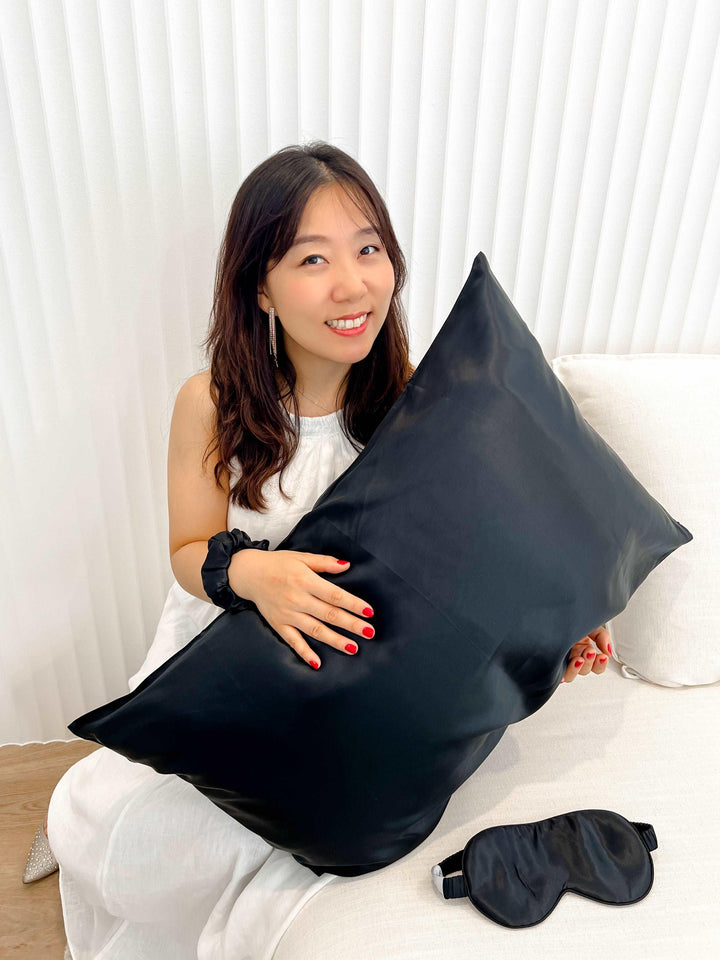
257,183,396,382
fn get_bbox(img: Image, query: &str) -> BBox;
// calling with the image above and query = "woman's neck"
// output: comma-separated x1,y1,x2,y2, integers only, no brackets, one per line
276,372,345,418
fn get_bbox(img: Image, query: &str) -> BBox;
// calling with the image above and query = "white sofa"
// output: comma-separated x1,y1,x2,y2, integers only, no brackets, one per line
268,354,719,960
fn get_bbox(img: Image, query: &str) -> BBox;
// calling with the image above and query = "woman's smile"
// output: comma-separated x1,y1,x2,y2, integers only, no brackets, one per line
324,312,370,335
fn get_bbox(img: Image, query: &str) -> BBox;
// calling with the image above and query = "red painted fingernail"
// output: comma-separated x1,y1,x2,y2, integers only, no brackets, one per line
310,660,320,669
608,643,612,654
363,607,374,616
574,659,584,668
345,643,357,653
362,626,375,638
586,651,595,658
599,656,607,663
337,560,349,565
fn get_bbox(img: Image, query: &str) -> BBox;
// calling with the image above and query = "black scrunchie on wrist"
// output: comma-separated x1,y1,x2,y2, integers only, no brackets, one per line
201,529,270,613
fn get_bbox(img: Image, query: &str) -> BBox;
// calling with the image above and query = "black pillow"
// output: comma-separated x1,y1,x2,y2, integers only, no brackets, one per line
68,252,692,878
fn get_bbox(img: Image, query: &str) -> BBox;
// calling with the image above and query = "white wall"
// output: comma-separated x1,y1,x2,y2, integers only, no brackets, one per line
1,0,718,744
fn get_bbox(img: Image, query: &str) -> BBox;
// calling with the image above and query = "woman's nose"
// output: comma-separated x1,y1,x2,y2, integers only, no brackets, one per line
332,262,367,298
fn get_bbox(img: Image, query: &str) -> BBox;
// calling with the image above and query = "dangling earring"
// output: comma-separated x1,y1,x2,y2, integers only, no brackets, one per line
268,307,279,368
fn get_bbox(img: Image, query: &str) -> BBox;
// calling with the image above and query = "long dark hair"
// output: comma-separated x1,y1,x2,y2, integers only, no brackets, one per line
200,141,415,513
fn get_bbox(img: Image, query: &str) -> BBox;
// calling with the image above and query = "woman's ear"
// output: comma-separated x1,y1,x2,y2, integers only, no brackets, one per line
257,289,270,315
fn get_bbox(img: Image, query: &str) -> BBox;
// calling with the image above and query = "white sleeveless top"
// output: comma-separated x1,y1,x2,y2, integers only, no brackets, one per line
227,408,361,552
128,406,363,691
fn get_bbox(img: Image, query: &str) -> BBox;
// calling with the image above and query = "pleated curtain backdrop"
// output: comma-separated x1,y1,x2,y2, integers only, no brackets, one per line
1,0,718,744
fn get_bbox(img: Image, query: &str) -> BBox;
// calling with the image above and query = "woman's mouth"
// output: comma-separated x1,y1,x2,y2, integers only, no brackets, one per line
324,312,370,336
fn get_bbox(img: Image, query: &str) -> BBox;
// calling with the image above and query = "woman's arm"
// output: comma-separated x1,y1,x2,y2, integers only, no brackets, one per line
168,371,238,604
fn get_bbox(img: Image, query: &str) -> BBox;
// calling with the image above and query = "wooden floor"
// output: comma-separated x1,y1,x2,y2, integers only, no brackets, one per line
0,739,100,958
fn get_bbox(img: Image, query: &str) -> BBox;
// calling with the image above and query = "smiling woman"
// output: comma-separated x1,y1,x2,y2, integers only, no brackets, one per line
47,140,628,960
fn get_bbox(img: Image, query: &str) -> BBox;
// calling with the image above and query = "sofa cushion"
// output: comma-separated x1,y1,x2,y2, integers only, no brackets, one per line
551,353,718,687
68,252,693,877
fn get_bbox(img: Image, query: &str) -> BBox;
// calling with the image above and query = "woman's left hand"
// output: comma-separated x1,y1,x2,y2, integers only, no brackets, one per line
560,625,612,683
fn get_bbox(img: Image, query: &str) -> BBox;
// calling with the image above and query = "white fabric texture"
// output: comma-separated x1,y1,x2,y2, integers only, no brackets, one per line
550,354,719,688
48,408,361,960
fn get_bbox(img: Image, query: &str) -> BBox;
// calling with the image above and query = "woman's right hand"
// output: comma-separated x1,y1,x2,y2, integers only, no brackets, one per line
228,549,375,669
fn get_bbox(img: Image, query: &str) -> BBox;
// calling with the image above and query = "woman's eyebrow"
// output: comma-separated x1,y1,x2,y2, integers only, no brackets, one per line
291,226,379,248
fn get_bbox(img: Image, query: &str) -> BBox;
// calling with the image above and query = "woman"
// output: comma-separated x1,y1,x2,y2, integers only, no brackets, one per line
43,141,611,959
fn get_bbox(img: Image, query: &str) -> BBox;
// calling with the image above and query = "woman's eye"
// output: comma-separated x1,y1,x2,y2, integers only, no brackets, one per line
301,245,380,267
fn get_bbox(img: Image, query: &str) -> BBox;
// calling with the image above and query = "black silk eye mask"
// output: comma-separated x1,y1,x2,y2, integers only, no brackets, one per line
432,809,657,928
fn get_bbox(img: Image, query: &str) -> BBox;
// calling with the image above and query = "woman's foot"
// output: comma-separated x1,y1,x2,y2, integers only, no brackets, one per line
22,821,59,883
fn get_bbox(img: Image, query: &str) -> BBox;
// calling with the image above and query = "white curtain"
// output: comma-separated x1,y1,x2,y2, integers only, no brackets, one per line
1,0,718,744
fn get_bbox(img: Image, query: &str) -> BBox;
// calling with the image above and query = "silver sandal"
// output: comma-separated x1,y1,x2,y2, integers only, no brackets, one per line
22,822,59,883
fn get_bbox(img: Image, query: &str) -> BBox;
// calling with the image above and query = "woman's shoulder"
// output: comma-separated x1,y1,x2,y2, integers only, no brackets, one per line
172,370,216,442
183,368,212,395
177,369,213,408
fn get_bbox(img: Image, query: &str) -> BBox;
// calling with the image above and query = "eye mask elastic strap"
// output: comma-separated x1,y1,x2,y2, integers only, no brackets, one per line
431,851,467,899
632,820,659,852
432,818,658,901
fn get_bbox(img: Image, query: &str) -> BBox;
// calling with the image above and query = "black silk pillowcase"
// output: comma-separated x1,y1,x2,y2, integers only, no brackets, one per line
69,252,692,878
